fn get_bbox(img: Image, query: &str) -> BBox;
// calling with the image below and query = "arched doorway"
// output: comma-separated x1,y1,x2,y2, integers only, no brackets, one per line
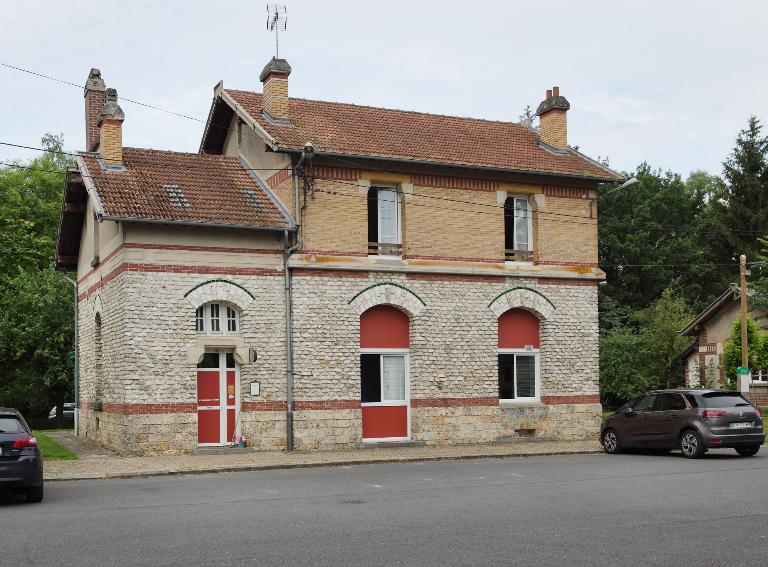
360,305,410,441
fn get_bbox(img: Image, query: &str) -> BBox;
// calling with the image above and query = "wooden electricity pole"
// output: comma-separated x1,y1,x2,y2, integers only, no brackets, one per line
740,254,749,369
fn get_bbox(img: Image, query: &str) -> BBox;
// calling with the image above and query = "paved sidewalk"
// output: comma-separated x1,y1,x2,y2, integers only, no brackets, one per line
44,432,601,481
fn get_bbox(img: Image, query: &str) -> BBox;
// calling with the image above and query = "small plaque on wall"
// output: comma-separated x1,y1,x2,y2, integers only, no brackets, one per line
249,381,261,396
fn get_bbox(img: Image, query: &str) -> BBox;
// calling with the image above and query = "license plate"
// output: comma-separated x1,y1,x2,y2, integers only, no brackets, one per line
731,422,753,429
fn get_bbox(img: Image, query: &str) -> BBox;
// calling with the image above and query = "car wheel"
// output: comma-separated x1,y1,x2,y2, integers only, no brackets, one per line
735,445,760,457
680,430,705,459
602,429,622,454
26,482,43,503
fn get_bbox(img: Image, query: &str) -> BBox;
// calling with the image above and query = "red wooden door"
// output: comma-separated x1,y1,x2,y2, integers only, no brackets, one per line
197,368,221,445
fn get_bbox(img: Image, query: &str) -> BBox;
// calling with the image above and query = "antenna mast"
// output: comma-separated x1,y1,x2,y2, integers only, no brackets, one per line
266,4,288,58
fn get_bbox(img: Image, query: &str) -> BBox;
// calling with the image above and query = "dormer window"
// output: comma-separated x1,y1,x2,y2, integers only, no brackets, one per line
504,196,532,262
195,302,239,334
367,186,402,257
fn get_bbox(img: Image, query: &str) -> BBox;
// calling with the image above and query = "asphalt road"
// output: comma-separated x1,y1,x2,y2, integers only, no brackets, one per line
2,451,767,567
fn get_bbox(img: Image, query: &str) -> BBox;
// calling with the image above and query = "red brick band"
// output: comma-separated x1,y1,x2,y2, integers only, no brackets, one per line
542,186,592,199
310,166,360,181
266,167,291,188
81,395,601,415
541,395,600,404
412,174,498,193
411,397,499,408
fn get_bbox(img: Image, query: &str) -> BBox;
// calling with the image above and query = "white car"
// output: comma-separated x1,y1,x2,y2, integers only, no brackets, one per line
48,403,75,420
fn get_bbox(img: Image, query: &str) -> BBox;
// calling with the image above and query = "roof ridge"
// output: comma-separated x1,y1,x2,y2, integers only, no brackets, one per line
223,88,530,130
122,147,237,160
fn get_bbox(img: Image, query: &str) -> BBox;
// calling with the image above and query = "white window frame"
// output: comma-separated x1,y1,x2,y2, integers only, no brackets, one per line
505,195,534,265
370,185,402,259
196,302,240,335
359,347,410,442
753,370,768,384
498,348,541,404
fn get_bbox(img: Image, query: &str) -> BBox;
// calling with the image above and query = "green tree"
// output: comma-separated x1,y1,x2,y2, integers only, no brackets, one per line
0,134,74,419
722,317,764,388
599,288,693,407
599,164,723,318
709,117,768,265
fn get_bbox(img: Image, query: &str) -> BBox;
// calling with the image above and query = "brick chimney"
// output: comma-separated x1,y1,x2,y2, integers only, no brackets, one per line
535,86,571,150
98,88,125,165
84,68,107,151
259,57,291,123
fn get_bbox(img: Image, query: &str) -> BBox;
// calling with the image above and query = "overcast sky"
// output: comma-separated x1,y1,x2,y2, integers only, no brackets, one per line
1,0,766,177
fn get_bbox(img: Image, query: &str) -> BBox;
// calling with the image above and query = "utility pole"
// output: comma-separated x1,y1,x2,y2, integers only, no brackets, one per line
737,254,752,394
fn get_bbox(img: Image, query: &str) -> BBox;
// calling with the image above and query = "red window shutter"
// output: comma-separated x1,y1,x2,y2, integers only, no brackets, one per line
498,308,540,349
360,305,409,348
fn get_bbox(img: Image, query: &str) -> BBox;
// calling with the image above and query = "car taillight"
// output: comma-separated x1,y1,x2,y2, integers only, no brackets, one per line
702,409,726,418
12,436,37,449
756,409,761,418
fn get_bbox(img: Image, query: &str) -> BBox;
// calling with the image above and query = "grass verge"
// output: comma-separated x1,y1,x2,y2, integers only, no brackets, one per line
32,430,77,461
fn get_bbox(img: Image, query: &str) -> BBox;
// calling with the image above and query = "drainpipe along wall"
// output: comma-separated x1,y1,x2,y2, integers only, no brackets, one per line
283,152,305,451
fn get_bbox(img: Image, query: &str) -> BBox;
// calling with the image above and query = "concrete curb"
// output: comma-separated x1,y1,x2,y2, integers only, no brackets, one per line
45,448,602,482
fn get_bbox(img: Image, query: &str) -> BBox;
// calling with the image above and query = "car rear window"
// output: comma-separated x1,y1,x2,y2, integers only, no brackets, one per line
0,416,25,434
699,393,751,408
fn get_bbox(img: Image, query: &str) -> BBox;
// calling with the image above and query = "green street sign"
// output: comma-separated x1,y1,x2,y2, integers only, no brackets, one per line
736,366,750,375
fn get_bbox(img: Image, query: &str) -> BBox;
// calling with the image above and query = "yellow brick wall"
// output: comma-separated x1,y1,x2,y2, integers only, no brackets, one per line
271,176,295,220
263,77,289,121
539,109,567,149
301,179,368,253
406,185,504,259
297,174,597,264
100,121,123,164
536,196,597,264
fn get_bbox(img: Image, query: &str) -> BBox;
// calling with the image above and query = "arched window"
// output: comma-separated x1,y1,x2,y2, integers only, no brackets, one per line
195,302,240,334
360,305,410,440
498,308,540,401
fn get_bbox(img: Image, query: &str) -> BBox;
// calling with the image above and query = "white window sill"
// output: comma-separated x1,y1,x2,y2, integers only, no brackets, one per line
504,261,534,267
499,399,544,408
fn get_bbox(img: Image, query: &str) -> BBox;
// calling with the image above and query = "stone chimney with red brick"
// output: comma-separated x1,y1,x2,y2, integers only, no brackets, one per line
84,68,107,151
98,88,125,165
259,57,292,123
535,86,571,151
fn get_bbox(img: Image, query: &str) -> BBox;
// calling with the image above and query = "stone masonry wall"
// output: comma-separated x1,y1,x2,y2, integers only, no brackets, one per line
77,265,600,454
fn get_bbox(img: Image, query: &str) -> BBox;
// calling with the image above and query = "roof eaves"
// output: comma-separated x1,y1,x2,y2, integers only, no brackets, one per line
285,148,621,183
98,215,295,232
567,146,625,181
679,287,737,336
76,154,107,218
219,88,278,150
238,154,296,229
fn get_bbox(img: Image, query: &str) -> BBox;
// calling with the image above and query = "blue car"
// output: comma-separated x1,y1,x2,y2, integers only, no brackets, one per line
0,408,44,502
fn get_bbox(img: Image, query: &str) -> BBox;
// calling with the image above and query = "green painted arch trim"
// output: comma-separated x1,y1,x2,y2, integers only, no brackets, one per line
183,279,255,300
347,282,426,306
487,286,556,309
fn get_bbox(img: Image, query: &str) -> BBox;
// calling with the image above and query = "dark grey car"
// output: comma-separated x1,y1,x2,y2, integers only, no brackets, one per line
600,390,765,458
0,408,44,502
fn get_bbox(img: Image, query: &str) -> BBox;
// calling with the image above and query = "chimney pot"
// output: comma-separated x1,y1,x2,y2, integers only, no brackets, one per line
535,86,570,150
98,88,125,165
84,68,107,151
260,57,291,123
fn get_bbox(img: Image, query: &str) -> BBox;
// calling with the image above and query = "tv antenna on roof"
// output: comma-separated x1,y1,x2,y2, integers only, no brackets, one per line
266,4,287,58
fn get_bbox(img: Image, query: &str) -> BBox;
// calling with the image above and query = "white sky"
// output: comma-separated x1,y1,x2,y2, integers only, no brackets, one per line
1,0,767,177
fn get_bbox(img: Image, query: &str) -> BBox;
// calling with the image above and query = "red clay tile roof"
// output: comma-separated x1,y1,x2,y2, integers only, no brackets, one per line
224,90,621,181
79,148,291,228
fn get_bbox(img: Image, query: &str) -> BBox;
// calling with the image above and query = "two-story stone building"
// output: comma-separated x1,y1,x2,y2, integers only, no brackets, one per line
57,58,623,455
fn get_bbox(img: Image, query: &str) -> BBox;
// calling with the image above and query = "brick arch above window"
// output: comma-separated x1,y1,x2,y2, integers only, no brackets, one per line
348,282,426,318
183,279,254,310
488,287,555,320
